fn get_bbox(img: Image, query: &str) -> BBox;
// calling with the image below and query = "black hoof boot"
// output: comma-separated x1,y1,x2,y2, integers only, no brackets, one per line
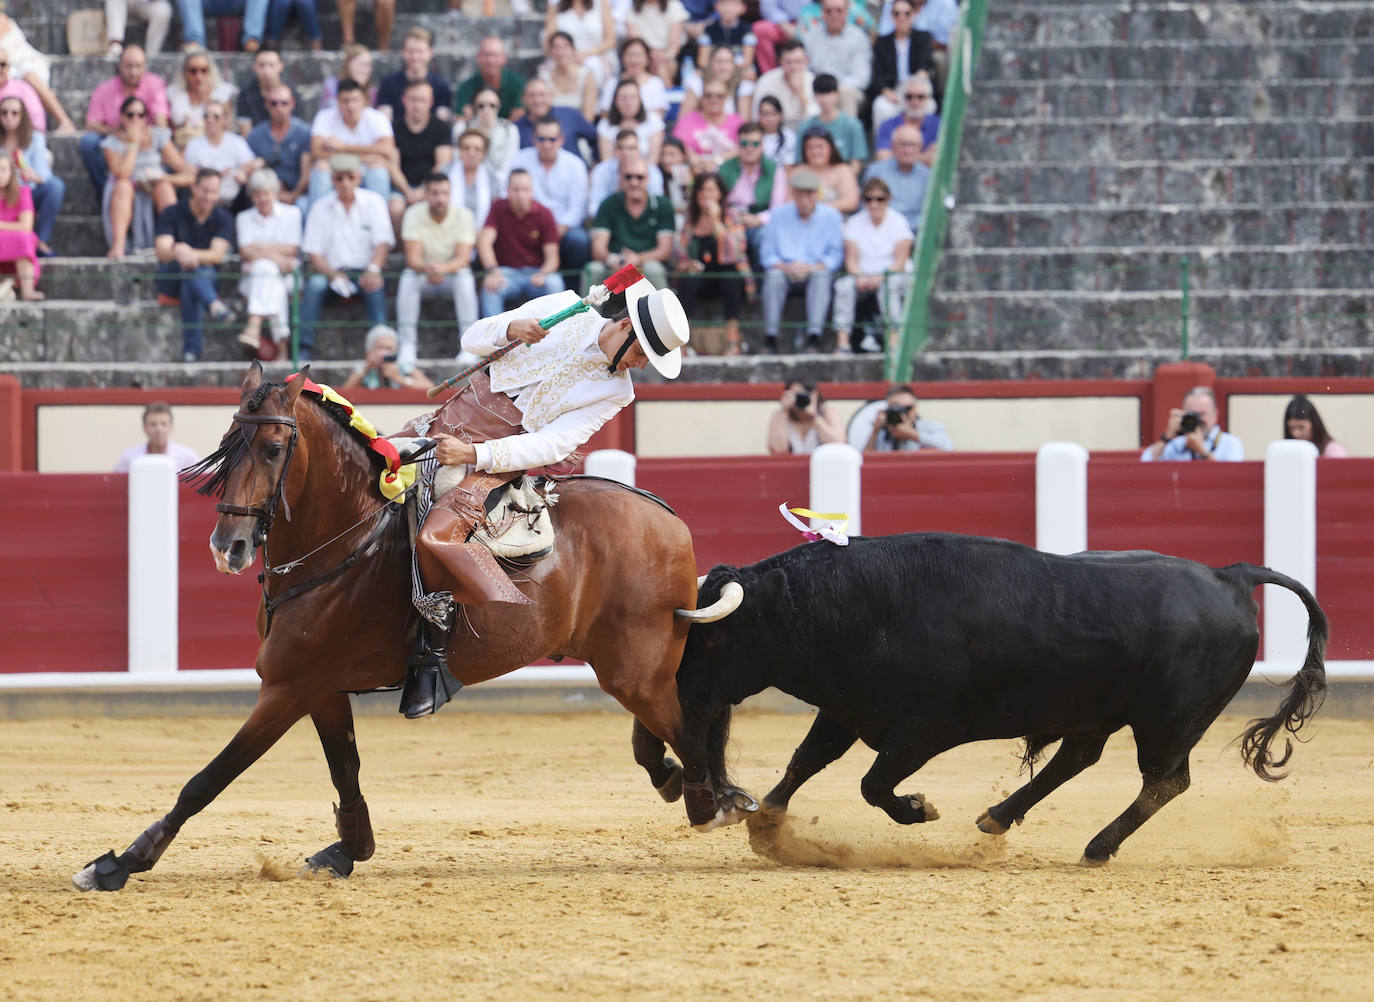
400,625,462,718
301,841,355,879
72,851,131,892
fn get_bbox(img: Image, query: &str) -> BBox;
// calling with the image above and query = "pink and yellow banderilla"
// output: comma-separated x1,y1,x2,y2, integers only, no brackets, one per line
426,264,644,400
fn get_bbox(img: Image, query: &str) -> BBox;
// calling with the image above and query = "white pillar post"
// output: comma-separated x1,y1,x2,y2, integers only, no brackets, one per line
1264,439,1318,663
809,443,863,535
127,454,179,677
1036,442,1089,555
585,449,637,487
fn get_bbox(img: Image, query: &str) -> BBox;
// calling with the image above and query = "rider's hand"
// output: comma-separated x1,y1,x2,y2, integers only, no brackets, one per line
432,432,477,466
506,318,549,345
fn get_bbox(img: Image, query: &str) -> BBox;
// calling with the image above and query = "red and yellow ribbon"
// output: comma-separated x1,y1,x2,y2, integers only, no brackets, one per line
287,373,417,502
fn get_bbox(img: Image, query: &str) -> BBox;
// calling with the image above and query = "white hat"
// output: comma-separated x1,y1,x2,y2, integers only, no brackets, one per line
624,279,690,378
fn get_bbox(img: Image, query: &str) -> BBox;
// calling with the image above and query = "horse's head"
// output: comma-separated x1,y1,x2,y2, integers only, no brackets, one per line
191,362,310,574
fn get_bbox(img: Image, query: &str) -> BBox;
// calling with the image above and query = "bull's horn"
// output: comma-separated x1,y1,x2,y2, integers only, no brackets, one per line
675,581,744,623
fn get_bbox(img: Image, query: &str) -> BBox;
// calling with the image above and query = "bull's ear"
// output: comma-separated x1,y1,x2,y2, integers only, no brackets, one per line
240,360,263,400
285,364,310,408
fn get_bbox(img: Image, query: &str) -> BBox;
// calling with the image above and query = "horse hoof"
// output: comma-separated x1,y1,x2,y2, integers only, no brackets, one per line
976,810,1009,835
72,851,130,892
655,760,684,803
1077,853,1110,868
727,788,760,814
300,841,355,879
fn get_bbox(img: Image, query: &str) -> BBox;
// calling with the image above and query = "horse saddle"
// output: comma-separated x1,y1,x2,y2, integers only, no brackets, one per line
470,475,557,561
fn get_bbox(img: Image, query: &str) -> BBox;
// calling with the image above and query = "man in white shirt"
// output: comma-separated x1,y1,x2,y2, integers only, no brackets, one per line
507,116,591,278
114,402,201,472
752,39,817,130
396,173,477,373
236,169,303,361
800,0,872,117
307,79,394,204
297,153,393,364
398,278,691,717
588,128,665,217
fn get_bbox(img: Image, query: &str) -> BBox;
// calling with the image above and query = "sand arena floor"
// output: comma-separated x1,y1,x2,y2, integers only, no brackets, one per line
2,705,1373,1001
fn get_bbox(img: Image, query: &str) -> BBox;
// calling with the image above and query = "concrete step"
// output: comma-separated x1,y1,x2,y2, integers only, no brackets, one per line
985,3,1374,47
954,158,1374,208
926,289,1374,353
960,117,1371,164
936,246,1374,295
968,78,1374,122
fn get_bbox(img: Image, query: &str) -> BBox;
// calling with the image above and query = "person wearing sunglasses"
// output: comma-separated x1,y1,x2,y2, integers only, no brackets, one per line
509,116,591,276
101,95,191,258
587,153,673,293
860,121,929,233
245,83,311,215
168,52,236,149
0,8,78,134
232,47,296,135
514,77,596,163
867,0,936,129
832,176,912,354
80,46,171,198
456,86,520,184
717,120,788,275
0,97,63,257
874,69,939,166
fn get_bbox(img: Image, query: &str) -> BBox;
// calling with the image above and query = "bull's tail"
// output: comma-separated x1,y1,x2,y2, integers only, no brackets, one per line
1225,564,1329,781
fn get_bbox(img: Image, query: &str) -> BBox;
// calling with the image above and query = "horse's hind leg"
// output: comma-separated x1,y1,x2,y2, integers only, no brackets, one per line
632,718,683,802
73,683,311,891
302,691,376,879
977,731,1112,836
762,710,858,813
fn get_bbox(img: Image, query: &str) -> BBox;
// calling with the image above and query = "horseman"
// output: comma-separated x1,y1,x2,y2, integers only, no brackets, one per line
398,277,691,717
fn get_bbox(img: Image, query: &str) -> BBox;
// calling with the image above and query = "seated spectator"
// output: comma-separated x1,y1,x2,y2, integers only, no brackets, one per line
719,120,788,270
1141,386,1244,462
516,78,597,163
234,48,296,136
265,0,322,50
596,78,665,164
867,0,936,129
912,0,959,89
113,402,199,472
455,37,526,121
475,168,564,317
376,27,452,124
753,40,816,131
875,71,939,164
185,101,255,207
174,0,269,52
104,0,173,58
337,0,394,50
862,123,929,233
624,0,688,86
0,153,39,299
0,43,44,133
81,46,170,199
543,0,616,89
673,77,742,171
387,80,453,234
588,153,674,291
598,38,668,119
0,97,62,257
758,167,842,353
235,168,302,361
832,177,911,353
674,171,748,354
309,78,393,203
696,0,756,73
154,168,234,363
679,43,754,119
589,127,665,217
297,154,392,363
396,173,477,369
341,324,433,391
103,96,190,258
752,0,802,75
541,31,599,122
800,0,871,117
168,52,237,149
1283,395,1347,457
797,0,874,34
0,10,78,134
457,86,520,182
860,384,954,452
658,136,691,228
767,381,843,454
246,84,311,215
755,94,796,165
796,74,867,168
510,116,591,277
320,45,378,111
445,129,496,250
792,126,857,214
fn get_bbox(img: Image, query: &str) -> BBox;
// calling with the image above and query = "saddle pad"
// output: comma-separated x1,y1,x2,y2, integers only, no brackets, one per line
471,475,556,560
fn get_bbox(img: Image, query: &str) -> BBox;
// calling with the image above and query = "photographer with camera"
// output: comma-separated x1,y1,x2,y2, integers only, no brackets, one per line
1141,386,1243,462
341,324,433,391
767,381,845,455
862,384,953,453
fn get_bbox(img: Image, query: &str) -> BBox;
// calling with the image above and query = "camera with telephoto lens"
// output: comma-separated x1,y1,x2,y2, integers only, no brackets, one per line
1179,411,1202,434
886,405,913,426
792,391,811,410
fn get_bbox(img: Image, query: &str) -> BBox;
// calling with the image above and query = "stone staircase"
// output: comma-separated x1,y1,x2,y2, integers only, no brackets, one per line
930,0,1374,377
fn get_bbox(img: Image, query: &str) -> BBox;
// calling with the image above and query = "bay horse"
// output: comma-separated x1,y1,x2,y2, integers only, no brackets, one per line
74,362,746,892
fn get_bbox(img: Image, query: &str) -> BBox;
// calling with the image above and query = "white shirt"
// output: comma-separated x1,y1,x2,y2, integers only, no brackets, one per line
507,147,590,230
460,290,634,473
236,201,303,253
114,441,201,472
309,105,394,148
598,75,669,116
843,208,913,275
301,189,393,270
185,132,256,202
594,113,665,160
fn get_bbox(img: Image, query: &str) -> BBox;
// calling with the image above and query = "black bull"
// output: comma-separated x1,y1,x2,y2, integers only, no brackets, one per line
675,532,1329,863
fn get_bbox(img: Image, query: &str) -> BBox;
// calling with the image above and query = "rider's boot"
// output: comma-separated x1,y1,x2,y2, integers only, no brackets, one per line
400,621,463,718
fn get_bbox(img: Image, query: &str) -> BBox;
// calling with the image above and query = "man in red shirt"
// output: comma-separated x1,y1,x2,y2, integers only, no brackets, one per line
474,168,565,317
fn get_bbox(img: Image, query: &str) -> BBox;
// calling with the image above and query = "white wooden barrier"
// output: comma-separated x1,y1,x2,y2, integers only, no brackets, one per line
584,448,636,486
809,444,864,535
127,455,179,677
1035,442,1088,555
1263,440,1318,664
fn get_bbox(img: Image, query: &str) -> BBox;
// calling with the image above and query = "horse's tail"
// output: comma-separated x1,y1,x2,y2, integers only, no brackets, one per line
1225,564,1329,781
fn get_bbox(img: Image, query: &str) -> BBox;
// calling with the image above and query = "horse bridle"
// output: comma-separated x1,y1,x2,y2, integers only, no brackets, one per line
215,411,299,548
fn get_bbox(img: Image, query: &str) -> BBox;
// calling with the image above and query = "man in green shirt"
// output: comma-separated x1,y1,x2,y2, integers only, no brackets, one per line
453,37,526,121
587,155,675,291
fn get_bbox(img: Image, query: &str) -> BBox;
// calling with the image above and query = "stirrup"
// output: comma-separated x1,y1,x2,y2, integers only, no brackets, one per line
400,631,462,718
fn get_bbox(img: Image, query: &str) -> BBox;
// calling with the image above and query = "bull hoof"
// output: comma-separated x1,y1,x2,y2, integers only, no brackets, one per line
901,794,939,822
655,760,684,803
72,851,130,892
300,841,355,879
1077,853,1110,868
976,810,1009,835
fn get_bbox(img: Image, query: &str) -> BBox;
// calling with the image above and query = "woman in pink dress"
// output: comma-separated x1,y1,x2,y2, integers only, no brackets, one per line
0,153,41,300
672,78,743,172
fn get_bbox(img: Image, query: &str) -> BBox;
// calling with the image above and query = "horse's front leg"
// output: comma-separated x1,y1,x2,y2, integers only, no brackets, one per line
73,682,312,892
631,718,684,802
301,691,375,879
